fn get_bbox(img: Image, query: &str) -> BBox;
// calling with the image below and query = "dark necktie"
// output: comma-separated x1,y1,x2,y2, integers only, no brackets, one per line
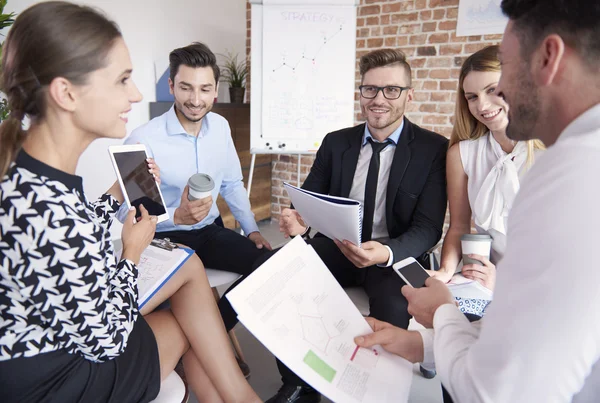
362,138,390,242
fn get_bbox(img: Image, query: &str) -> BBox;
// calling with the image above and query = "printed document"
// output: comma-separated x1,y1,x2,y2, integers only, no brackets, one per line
227,236,413,402
284,182,362,246
448,273,493,300
115,244,193,309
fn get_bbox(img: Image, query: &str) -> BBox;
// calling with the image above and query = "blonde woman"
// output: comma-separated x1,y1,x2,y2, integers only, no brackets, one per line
432,45,544,315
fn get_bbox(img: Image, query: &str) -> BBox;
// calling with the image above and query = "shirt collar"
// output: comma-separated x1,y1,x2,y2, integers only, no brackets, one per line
165,105,210,138
15,150,84,195
362,118,404,146
557,103,600,145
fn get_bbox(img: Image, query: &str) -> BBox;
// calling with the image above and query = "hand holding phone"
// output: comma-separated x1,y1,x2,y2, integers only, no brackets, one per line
393,257,431,288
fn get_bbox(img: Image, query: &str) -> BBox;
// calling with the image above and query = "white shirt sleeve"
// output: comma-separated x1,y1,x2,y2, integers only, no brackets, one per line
432,136,600,403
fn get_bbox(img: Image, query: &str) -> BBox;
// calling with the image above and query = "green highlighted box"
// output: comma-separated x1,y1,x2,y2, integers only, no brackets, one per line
303,350,336,383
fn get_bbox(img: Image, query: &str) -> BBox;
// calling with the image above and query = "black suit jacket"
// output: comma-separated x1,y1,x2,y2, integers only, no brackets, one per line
302,117,448,266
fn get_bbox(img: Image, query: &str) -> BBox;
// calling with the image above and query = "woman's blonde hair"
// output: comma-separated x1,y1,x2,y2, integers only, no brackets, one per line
449,45,544,165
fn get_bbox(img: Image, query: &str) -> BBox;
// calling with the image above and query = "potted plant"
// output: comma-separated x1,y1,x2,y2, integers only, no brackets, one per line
0,0,16,121
220,51,248,103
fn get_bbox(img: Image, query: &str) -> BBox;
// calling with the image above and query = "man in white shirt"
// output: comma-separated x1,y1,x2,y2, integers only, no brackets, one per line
355,0,600,402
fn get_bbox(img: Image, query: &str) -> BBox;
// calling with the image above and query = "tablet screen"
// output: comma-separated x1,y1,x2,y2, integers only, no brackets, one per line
113,151,167,218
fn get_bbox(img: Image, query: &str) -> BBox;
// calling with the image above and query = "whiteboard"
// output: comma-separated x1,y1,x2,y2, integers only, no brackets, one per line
250,1,357,154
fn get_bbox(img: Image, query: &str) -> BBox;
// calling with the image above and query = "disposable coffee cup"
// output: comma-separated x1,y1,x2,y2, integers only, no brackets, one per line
188,173,214,201
461,234,492,266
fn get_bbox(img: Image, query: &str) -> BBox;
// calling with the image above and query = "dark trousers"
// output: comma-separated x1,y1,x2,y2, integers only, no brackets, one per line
155,224,267,331
254,235,412,387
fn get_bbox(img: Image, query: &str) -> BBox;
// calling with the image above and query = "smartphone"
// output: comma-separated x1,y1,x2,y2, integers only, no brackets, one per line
393,257,430,288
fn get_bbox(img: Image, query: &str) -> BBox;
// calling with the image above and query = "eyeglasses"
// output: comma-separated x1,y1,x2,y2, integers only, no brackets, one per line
359,85,411,100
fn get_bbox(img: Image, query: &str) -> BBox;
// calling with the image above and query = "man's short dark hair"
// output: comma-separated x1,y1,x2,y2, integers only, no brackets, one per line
359,49,412,86
169,42,220,83
501,0,600,68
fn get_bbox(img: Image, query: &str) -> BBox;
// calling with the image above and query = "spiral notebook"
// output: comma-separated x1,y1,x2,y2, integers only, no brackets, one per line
284,183,363,246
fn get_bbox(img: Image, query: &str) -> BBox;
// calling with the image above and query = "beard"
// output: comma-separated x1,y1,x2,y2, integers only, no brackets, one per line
174,101,211,123
505,69,541,142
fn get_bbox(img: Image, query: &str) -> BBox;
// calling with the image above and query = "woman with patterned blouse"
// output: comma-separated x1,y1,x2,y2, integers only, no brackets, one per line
0,2,260,402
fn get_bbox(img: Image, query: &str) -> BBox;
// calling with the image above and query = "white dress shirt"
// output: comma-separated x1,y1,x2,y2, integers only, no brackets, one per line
419,104,600,402
459,134,531,262
349,121,404,266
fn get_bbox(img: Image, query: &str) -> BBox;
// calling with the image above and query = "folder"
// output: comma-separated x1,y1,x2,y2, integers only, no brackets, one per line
284,182,363,246
115,244,194,309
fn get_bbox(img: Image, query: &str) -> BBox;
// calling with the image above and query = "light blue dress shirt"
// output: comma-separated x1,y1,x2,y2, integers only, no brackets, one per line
120,106,259,234
362,118,403,147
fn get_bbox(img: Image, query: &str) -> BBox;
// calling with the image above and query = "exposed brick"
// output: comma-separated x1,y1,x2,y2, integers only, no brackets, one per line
366,16,379,26
422,22,437,32
431,91,451,102
411,57,426,68
439,20,457,31
423,80,438,90
440,80,458,91
357,39,366,49
415,0,427,9
484,34,504,41
468,35,482,42
367,37,384,48
450,68,461,79
399,23,421,34
357,28,369,38
357,17,366,27
429,0,458,7
384,37,397,46
413,91,430,102
454,56,467,67
397,36,409,46
391,13,419,25
426,57,452,68
446,7,458,19
417,46,437,56
419,103,437,113
440,44,463,55
419,10,433,21
371,26,382,36
416,69,429,79
465,43,490,53
409,34,428,45
359,5,380,16
423,115,449,125
382,3,402,13
429,33,450,44
433,9,445,20
380,14,390,24
438,103,455,114
383,25,399,35
430,69,450,79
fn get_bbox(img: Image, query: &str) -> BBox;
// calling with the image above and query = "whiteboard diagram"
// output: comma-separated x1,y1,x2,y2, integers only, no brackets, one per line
456,0,508,37
251,4,357,153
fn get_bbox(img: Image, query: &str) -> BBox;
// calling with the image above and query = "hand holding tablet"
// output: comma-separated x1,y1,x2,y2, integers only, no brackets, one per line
108,144,170,223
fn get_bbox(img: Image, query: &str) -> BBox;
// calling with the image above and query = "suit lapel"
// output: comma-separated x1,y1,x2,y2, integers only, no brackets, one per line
340,125,364,197
386,118,413,218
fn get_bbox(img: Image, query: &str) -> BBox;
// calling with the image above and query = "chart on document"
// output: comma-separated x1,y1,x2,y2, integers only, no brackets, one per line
228,238,413,402
261,6,356,149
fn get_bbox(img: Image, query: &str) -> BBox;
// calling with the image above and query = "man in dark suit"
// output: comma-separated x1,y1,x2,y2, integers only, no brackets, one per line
266,48,449,403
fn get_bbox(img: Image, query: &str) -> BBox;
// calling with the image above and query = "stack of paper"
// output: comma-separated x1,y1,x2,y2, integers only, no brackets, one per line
284,183,363,246
226,237,413,402
447,273,493,300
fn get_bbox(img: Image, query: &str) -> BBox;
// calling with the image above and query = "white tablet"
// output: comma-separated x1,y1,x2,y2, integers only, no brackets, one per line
108,144,169,223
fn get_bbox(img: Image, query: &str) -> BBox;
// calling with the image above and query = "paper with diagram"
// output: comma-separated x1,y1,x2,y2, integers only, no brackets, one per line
115,244,193,309
226,236,412,402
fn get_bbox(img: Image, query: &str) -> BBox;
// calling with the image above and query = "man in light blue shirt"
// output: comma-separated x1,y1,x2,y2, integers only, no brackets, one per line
122,43,271,355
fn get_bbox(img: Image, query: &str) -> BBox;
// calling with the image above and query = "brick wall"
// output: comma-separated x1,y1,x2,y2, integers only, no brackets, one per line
246,0,502,221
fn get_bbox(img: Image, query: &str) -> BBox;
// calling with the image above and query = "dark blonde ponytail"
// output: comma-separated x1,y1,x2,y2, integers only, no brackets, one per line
0,114,25,177
0,1,122,178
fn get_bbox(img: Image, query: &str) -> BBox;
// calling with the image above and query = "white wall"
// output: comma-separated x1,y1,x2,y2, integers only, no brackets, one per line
6,0,246,200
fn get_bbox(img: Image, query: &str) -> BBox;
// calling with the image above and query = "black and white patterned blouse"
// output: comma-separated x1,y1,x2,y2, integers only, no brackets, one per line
0,151,139,362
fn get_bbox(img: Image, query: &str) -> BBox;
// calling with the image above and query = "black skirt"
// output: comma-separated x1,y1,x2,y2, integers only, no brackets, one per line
0,316,161,403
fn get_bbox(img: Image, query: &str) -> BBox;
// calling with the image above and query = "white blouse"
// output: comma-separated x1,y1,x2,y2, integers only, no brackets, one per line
459,133,533,263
